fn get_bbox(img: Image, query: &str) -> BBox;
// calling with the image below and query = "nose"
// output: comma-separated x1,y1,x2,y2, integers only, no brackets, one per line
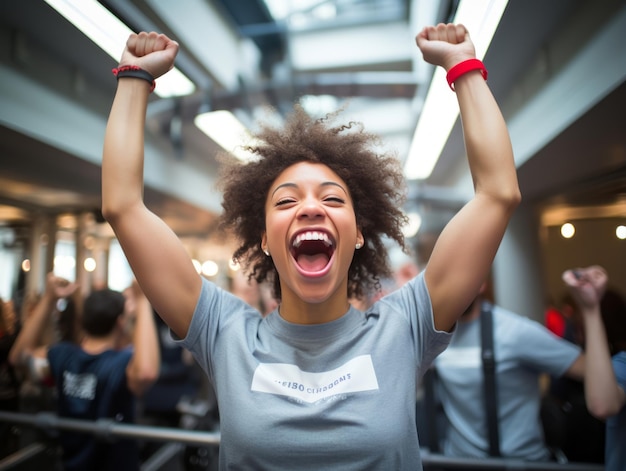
297,196,325,220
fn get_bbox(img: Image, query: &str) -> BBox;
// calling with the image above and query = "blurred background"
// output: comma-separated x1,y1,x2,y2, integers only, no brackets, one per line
0,0,625,320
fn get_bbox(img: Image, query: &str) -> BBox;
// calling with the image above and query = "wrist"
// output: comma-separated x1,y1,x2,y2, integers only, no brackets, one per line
446,59,487,91
112,65,156,93
443,54,476,72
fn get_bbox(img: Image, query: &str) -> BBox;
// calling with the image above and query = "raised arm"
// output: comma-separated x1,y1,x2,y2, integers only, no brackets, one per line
124,281,160,397
101,32,201,338
416,24,521,331
8,273,78,367
563,266,626,418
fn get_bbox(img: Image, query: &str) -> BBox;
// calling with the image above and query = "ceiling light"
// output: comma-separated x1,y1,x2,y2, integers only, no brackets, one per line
560,223,575,239
44,0,195,98
404,0,509,180
194,110,259,162
202,260,219,277
84,257,97,272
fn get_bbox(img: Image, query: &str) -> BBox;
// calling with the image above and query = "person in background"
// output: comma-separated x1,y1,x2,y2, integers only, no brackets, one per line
431,269,611,462
9,273,160,471
228,269,263,313
139,309,202,462
545,296,567,338
350,246,420,311
0,298,21,459
258,280,279,316
100,23,520,469
564,265,626,471
542,289,605,463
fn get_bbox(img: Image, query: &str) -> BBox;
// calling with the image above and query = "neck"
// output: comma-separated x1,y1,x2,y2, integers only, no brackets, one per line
81,333,116,354
279,288,350,325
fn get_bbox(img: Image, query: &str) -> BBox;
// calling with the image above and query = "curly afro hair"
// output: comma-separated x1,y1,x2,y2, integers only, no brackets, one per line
217,103,409,301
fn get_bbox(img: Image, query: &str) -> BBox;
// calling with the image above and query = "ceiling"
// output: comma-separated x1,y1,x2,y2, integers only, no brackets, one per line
0,0,625,248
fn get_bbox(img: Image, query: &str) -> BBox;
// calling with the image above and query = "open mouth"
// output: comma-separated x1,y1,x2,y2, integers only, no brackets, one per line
290,230,335,273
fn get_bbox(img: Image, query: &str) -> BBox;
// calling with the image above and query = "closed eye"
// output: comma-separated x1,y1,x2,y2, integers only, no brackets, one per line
324,197,345,204
275,198,296,206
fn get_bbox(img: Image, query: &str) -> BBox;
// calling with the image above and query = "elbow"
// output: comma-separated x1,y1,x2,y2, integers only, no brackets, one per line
138,362,160,388
512,187,522,208
485,186,520,219
586,392,624,420
143,367,160,386
101,199,142,228
138,374,159,395
504,185,522,212
101,203,121,226
479,179,521,215
496,186,522,219
129,367,160,397
588,401,620,420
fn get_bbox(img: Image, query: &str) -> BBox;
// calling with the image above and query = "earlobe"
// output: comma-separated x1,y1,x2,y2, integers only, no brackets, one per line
261,233,269,256
356,231,364,250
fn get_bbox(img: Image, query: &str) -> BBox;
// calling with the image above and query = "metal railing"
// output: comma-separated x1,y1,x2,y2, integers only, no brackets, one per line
0,443,47,471
0,411,605,471
0,411,220,448
420,450,603,470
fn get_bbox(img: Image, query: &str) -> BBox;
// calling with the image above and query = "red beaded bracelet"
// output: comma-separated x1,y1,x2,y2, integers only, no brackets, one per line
112,65,156,93
446,59,488,91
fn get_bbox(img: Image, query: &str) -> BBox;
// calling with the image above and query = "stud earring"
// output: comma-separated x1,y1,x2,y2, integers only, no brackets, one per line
263,249,270,256
355,243,362,249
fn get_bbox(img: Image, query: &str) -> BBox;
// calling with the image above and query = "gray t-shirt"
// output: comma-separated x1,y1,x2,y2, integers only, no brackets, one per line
176,272,452,470
434,304,581,460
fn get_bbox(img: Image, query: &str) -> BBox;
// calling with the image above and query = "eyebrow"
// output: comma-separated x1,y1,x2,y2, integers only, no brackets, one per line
271,181,348,197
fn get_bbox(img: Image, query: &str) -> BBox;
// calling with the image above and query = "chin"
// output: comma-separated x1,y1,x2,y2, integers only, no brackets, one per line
295,280,341,304
298,290,334,304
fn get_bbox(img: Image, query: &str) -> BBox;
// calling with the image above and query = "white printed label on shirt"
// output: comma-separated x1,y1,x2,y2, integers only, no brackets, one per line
436,346,482,369
251,354,379,403
63,370,97,400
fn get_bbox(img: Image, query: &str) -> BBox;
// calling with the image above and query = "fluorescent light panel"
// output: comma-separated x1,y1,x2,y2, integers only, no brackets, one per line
404,0,509,180
44,0,195,98
194,110,259,163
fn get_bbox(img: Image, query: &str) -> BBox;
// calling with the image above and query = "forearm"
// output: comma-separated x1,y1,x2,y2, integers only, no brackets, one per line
424,72,520,331
127,294,160,396
101,79,151,221
455,72,520,206
9,292,56,366
581,305,624,418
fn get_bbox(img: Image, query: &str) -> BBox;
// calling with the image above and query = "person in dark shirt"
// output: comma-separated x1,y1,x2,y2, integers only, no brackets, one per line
10,274,160,470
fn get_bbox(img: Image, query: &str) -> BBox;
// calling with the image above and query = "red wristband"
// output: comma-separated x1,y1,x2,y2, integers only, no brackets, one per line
112,65,156,93
446,59,487,91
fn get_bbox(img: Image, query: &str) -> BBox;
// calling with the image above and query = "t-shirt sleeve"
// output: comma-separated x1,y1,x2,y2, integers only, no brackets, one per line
508,311,581,377
171,278,217,379
380,271,454,377
171,277,254,382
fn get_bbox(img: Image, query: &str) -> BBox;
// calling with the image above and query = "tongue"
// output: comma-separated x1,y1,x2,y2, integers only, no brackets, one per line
297,253,329,272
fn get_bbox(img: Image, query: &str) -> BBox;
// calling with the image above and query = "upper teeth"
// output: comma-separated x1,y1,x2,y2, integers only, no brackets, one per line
293,231,332,248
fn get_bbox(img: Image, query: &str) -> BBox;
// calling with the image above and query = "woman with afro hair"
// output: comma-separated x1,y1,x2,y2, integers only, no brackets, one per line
102,23,520,470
